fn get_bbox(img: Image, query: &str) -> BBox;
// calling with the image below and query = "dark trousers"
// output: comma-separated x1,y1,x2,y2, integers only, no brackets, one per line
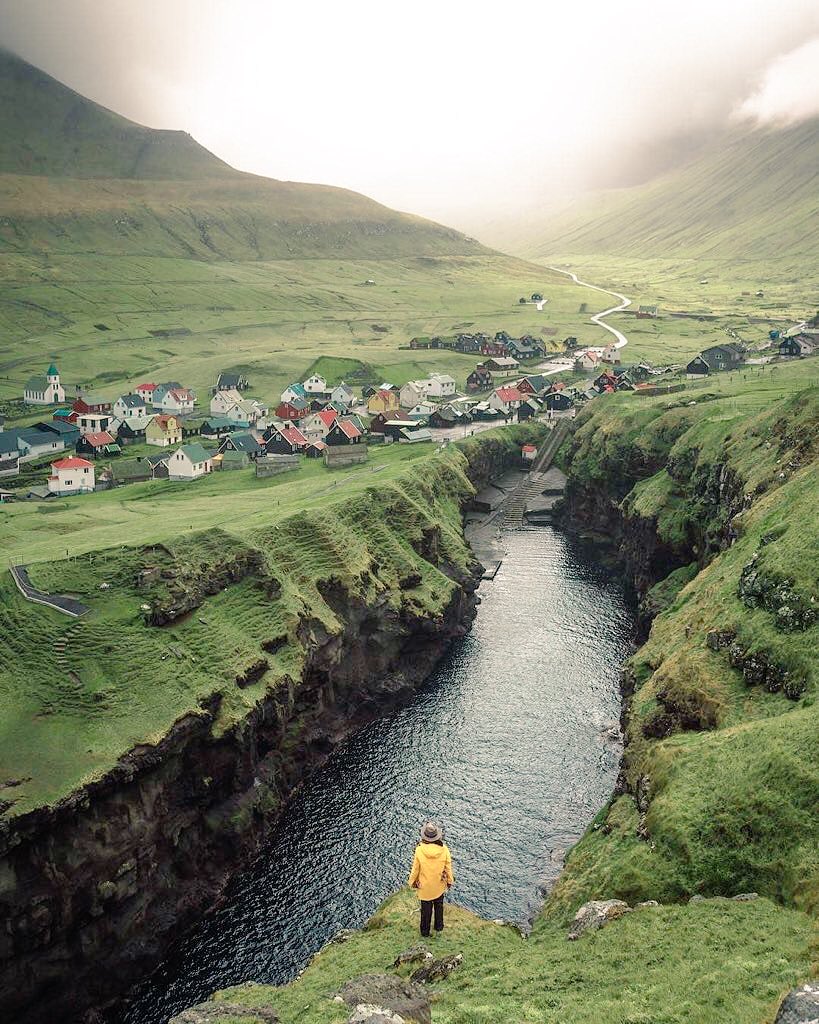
420,894,445,936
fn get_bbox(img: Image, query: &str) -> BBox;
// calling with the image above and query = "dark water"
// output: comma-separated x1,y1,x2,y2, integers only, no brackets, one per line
117,528,634,1024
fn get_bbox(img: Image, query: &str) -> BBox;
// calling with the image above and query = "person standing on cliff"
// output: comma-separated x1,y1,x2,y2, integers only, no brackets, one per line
408,821,455,937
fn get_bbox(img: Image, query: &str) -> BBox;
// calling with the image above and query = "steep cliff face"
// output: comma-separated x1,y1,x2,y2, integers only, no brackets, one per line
0,432,541,1024
549,386,819,919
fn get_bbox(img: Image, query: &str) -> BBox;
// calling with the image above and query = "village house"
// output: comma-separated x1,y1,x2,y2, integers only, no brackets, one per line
300,408,338,442
210,388,245,416
637,305,658,318
113,393,148,420
778,335,816,358
214,371,249,393
466,367,493,392
575,350,601,372
5,427,66,462
218,431,265,460
379,419,419,441
426,373,456,398
407,400,436,421
482,356,520,376
265,424,309,456
154,385,196,416
76,431,120,459
74,411,113,436
146,414,182,446
594,370,620,393
429,405,471,429
24,363,65,405
517,397,541,422
488,386,525,416
686,343,746,375
600,344,620,365
281,382,307,404
48,456,95,495
167,443,213,481
73,394,113,417
137,382,158,403
330,382,355,408
303,374,329,396
506,338,542,360
516,374,549,396
367,388,401,415
116,417,148,445
325,418,363,445
200,417,239,439
399,381,428,409
146,452,170,478
544,391,574,411
35,419,81,446
399,426,433,444
274,397,309,422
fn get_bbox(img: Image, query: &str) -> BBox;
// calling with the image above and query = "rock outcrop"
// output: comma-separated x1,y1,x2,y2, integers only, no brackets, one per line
338,974,431,1024
409,953,463,984
567,900,631,940
774,983,819,1024
169,1003,279,1023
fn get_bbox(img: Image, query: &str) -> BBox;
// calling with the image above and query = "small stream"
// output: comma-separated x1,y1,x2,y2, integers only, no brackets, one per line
117,527,634,1024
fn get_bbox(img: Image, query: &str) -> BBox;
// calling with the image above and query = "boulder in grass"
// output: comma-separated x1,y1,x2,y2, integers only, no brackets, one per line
732,892,759,901
392,945,433,968
338,975,431,1024
410,953,463,984
567,899,631,940
774,983,819,1023
348,1005,405,1024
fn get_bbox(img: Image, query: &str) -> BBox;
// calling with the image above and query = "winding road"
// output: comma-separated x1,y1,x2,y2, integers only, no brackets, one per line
546,265,631,351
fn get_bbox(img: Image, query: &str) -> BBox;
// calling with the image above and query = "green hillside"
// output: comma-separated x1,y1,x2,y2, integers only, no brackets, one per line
526,117,819,262
0,49,482,261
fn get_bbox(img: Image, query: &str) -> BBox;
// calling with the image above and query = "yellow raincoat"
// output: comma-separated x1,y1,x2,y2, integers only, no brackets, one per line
408,842,455,901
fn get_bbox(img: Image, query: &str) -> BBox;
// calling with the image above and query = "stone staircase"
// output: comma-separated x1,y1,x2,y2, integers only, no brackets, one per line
53,623,81,675
501,422,570,530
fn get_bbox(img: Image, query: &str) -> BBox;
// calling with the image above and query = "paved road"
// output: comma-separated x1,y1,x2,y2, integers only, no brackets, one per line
546,265,631,351
9,564,88,617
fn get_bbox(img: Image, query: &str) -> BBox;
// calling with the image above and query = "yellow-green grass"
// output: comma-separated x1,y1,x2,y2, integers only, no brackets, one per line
0,254,608,409
549,371,819,921
204,889,815,1024
0,426,542,819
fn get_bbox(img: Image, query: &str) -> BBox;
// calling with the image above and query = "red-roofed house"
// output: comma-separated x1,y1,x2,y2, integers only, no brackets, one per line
326,417,363,446
76,430,120,458
366,388,400,415
265,424,309,456
488,386,524,415
48,456,95,495
521,444,537,462
156,387,196,415
301,408,339,442
137,382,158,403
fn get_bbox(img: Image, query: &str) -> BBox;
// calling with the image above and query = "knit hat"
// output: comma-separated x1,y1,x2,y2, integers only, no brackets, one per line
420,821,443,842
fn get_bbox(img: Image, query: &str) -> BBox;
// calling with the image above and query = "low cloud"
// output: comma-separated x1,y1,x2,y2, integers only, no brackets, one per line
736,37,819,124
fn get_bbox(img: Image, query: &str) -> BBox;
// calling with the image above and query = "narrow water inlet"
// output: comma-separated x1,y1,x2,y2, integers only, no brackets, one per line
115,528,635,1024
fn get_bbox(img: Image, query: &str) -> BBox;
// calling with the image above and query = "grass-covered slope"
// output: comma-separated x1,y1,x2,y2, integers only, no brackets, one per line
199,889,815,1024
527,118,819,263
0,427,539,820
0,48,482,263
551,364,819,919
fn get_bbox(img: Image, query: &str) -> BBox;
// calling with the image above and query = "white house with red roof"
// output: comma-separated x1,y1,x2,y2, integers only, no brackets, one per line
488,386,525,415
137,382,158,403
575,350,601,372
300,408,339,442
48,456,95,495
155,386,196,415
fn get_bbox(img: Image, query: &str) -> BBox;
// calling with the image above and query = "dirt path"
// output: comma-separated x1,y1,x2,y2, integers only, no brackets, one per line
546,265,631,350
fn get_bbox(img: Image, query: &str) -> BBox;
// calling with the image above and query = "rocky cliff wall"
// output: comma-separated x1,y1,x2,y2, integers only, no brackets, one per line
0,432,540,1024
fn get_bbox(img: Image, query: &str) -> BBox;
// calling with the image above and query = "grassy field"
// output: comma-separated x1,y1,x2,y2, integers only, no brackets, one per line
0,425,548,820
0,253,612,410
204,889,815,1024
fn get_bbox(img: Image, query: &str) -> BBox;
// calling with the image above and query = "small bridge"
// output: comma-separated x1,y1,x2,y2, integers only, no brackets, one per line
9,564,89,617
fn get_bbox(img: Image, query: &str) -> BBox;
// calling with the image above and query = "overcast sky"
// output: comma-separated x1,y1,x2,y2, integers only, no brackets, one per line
1,0,818,226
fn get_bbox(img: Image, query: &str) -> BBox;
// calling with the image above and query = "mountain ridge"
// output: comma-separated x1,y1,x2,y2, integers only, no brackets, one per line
0,48,484,260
